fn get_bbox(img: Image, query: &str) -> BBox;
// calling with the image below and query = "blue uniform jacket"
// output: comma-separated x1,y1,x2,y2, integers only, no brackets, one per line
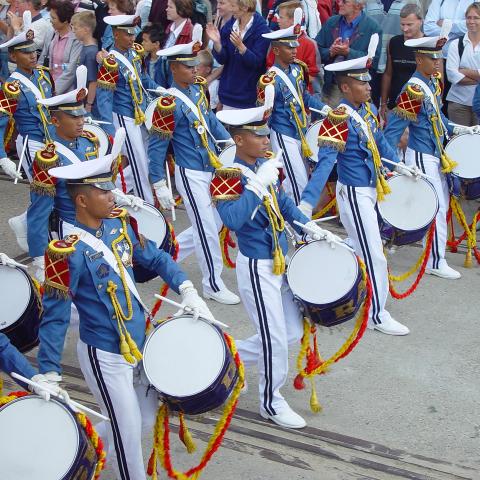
96,47,158,136
0,67,53,159
37,217,188,374
146,55,173,88
269,62,325,139
473,83,480,119
0,332,37,383
148,82,231,183
27,134,99,258
216,157,309,259
384,72,455,157
302,100,399,207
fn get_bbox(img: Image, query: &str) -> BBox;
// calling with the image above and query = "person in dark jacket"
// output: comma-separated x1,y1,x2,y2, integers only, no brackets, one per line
206,0,270,109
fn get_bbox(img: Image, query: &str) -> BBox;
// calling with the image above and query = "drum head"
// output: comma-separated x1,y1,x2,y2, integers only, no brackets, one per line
378,174,438,231
219,144,237,167
445,133,480,179
118,202,167,247
287,241,359,304
143,316,226,397
82,124,109,157
0,266,32,331
144,99,157,131
0,396,79,478
305,120,322,162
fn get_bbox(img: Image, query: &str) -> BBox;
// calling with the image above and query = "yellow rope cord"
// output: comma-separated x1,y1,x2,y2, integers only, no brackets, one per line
387,239,430,282
312,195,337,220
263,185,285,275
450,197,478,267
289,74,312,158
127,61,145,125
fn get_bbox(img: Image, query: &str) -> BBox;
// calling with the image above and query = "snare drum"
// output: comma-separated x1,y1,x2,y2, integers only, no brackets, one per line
445,133,480,199
287,240,366,327
377,173,438,246
305,120,322,162
144,99,157,131
0,396,98,479
218,144,236,167
143,314,238,415
0,265,40,352
83,124,110,157
116,201,175,283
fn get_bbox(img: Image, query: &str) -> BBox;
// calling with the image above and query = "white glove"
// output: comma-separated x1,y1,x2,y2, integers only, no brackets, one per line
223,138,235,147
453,125,480,135
153,179,175,209
254,159,281,188
298,201,313,220
305,221,338,248
179,280,214,321
0,252,25,269
30,372,69,403
0,157,22,180
395,162,413,177
319,105,332,116
112,189,144,211
32,256,45,283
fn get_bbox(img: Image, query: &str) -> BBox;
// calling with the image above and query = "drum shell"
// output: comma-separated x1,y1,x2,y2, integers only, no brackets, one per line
378,217,431,246
0,396,98,479
450,174,480,200
144,320,238,415
293,268,366,327
0,267,40,353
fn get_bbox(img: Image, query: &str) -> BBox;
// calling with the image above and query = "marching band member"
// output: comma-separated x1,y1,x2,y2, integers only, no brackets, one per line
260,8,329,207
26,66,100,283
384,30,479,280
0,12,53,252
148,26,240,305
301,34,411,336
36,133,213,479
213,86,335,428
96,14,158,204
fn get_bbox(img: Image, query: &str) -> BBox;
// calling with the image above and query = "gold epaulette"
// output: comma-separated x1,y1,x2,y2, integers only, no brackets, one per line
210,168,243,202
80,130,99,146
194,75,207,87
257,71,276,105
109,207,128,219
44,234,80,298
150,95,176,138
97,55,119,90
35,65,50,71
318,106,349,151
133,42,145,57
264,150,275,159
294,59,309,78
392,84,424,121
31,143,59,196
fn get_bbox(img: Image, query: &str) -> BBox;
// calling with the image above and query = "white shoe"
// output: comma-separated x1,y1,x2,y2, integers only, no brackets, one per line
367,317,410,336
260,406,306,429
203,288,240,305
425,265,461,280
8,212,28,253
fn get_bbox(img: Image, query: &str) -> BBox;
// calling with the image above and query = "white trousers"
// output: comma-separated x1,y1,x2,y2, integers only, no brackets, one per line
113,114,154,204
405,147,449,269
16,134,44,183
175,166,226,294
270,130,309,206
77,341,158,480
235,252,303,415
336,182,391,325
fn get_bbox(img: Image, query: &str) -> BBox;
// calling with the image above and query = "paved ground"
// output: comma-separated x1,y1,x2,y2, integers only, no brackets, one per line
1,175,479,480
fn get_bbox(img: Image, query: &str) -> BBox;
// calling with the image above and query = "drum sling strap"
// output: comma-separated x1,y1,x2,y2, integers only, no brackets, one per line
269,66,313,158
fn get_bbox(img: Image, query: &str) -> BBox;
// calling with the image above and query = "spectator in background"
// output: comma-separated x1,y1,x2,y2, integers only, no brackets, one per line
39,0,82,94
197,48,220,109
317,0,333,24
71,11,98,115
380,3,423,124
446,2,480,126
101,0,136,51
141,22,168,85
267,0,321,38
136,0,152,26
164,0,195,46
424,0,474,56
8,0,52,53
206,0,270,109
472,81,480,119
316,0,382,106
214,0,232,30
149,0,169,30
265,1,321,93
0,0,16,80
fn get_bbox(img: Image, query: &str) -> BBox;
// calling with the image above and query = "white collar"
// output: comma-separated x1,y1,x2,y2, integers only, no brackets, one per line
172,19,187,38
232,15,253,35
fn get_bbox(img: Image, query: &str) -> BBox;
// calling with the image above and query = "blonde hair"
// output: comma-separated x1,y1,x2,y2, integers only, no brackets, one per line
234,0,256,13
71,11,96,32
278,0,302,19
198,49,213,68
466,2,480,17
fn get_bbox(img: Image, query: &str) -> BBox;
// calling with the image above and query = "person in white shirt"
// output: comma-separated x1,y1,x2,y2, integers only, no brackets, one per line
446,2,480,125
424,0,474,56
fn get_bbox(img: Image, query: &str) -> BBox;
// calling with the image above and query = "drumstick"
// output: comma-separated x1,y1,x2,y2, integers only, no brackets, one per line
165,168,176,222
85,117,112,125
14,134,28,185
309,107,329,116
11,372,110,422
154,294,229,329
312,215,338,223
113,190,152,214
381,158,435,180
293,220,351,250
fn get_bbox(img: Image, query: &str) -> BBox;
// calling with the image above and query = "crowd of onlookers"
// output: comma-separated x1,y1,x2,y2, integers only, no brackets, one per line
1,0,480,127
